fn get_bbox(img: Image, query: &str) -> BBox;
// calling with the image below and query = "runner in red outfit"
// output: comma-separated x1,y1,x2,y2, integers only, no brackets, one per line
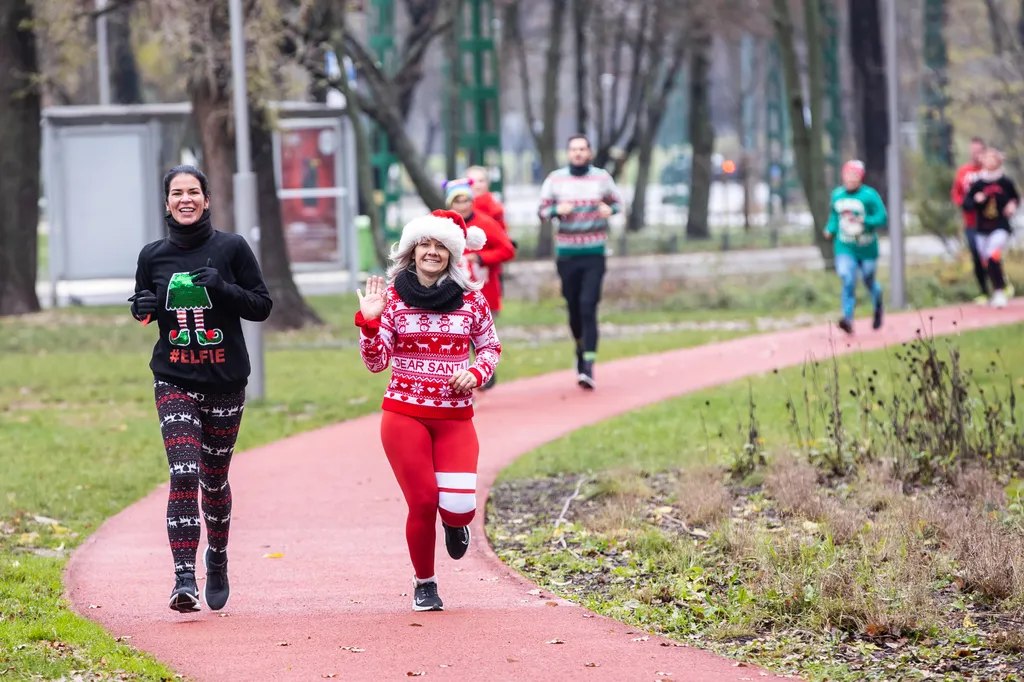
952,137,1000,302
446,178,516,390
355,209,501,612
445,178,516,314
466,165,507,231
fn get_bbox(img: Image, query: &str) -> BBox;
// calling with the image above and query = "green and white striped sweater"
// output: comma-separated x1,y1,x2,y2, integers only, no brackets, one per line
538,166,623,257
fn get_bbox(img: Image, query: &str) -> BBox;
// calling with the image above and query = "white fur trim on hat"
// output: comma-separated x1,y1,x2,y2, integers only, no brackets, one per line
399,213,487,264
465,226,487,251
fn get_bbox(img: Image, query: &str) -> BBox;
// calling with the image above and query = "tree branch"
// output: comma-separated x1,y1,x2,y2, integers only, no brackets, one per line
75,0,137,22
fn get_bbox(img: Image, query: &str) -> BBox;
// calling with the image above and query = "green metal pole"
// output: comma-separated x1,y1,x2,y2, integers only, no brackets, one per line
447,0,504,194
765,41,788,217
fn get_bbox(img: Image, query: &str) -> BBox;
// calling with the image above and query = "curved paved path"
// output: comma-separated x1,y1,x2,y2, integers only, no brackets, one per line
66,302,1024,681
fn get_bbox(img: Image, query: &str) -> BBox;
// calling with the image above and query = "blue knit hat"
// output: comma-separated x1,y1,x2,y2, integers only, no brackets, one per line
444,178,473,208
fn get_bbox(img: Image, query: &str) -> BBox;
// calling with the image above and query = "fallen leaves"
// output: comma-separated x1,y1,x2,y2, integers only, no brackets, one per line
262,553,284,559
276,642,289,647
545,638,566,645
585,662,600,668
340,646,365,653
406,671,426,677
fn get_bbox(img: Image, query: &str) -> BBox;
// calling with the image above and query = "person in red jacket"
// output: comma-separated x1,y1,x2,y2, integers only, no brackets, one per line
446,178,516,390
466,165,515,297
466,165,507,230
355,209,501,612
951,137,1009,302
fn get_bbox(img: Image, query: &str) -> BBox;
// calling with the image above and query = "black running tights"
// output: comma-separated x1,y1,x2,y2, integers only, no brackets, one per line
155,380,246,573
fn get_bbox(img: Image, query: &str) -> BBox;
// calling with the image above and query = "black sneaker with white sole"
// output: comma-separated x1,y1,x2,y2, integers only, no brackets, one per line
443,522,471,560
413,580,443,612
169,571,200,613
577,360,595,390
203,547,230,611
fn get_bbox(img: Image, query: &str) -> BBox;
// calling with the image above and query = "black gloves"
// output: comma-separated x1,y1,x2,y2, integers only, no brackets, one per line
128,289,157,321
189,258,224,291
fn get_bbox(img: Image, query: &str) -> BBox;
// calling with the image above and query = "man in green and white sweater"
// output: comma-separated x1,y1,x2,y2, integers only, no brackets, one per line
538,135,623,389
824,159,888,335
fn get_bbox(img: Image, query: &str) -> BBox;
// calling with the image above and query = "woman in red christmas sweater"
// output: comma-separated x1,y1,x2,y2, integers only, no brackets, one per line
355,209,501,612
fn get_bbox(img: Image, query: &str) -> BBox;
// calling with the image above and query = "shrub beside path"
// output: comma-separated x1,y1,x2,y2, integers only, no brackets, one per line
65,302,1024,681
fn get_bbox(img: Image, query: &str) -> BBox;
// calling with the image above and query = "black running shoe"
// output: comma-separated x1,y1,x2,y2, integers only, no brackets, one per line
413,580,443,612
837,318,854,335
169,572,200,613
443,522,471,560
577,360,596,390
203,547,230,611
872,300,884,330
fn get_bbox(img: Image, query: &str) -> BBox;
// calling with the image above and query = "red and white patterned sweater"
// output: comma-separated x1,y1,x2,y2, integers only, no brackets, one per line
355,286,501,420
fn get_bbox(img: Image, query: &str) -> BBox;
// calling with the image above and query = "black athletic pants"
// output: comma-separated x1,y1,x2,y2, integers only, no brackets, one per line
556,254,606,356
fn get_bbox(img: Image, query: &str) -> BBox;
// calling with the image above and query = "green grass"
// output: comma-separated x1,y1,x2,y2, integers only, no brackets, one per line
0,293,758,679
500,324,1024,480
491,324,1024,681
1,255,1016,678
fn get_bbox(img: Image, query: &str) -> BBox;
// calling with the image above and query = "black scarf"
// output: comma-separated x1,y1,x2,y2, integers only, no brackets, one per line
166,208,214,248
393,268,465,313
569,163,591,177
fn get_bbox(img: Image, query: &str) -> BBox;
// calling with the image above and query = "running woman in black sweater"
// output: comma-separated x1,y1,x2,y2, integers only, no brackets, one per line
129,166,273,612
962,148,1018,308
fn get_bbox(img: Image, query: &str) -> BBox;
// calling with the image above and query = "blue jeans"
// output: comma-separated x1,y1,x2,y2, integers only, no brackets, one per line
834,253,882,321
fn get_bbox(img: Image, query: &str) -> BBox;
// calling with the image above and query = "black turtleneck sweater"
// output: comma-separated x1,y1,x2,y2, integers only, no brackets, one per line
133,211,273,392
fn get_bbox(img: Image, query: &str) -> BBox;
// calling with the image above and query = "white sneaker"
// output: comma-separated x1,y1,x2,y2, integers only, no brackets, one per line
990,290,1008,308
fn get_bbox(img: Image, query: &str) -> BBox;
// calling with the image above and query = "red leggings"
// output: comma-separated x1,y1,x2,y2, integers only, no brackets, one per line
380,411,479,579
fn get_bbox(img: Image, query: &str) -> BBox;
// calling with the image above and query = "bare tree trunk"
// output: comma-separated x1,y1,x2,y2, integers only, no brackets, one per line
250,107,323,330
573,0,589,134
0,0,41,315
538,0,568,176
342,35,445,210
629,124,654,233
191,85,236,233
334,16,389,266
108,2,141,104
687,35,713,241
773,0,831,263
849,0,888,197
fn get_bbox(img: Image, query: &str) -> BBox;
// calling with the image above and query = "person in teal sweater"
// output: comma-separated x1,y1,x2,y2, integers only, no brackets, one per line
824,160,888,334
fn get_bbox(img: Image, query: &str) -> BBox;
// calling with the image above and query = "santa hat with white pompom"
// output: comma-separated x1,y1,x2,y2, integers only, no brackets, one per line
397,208,487,265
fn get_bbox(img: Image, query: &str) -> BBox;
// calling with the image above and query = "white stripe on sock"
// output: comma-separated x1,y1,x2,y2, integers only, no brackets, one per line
435,472,477,490
439,491,476,514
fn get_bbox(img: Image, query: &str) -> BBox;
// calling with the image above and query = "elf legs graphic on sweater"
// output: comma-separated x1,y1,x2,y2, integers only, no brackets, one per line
380,412,479,579
166,272,223,347
156,380,245,573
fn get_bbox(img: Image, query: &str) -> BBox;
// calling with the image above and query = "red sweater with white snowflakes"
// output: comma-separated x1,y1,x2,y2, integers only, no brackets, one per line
355,286,501,420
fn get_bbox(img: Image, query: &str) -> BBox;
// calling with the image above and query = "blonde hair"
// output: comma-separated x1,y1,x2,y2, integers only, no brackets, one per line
386,238,483,292
465,165,488,182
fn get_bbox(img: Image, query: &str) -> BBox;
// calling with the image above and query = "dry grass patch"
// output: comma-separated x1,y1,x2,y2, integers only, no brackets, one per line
675,467,732,526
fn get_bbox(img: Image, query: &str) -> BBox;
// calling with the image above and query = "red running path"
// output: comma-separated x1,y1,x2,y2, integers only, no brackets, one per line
66,302,1024,681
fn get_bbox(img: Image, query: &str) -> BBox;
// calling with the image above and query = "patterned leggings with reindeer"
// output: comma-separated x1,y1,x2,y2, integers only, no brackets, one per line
155,380,246,573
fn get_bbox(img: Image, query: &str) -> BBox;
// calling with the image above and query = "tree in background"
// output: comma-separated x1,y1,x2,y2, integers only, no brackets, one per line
686,8,713,241
0,0,42,315
771,0,832,262
848,0,889,199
